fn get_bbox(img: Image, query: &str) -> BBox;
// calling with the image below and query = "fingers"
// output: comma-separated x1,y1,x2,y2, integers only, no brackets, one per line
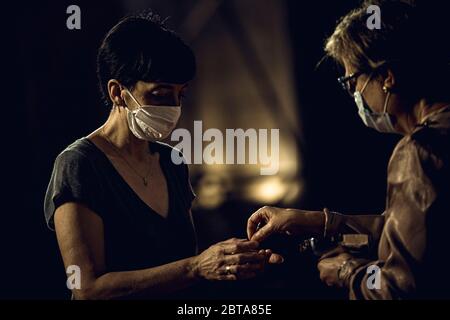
250,223,273,243
222,238,247,244
219,249,268,281
219,263,264,280
317,260,333,286
224,251,266,265
222,239,259,255
216,274,237,281
247,211,265,240
268,253,285,264
247,207,279,242
224,262,264,274
247,207,274,240
317,257,348,287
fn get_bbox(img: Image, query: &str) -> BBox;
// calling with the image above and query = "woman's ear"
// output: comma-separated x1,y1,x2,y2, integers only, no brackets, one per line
107,79,124,106
383,69,396,91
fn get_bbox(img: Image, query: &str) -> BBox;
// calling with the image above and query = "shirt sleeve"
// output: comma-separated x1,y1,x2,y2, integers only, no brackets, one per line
44,150,105,230
342,136,444,299
327,212,386,251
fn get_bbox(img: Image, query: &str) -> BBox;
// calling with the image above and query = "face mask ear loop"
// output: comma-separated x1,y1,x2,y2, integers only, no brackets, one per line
123,89,142,110
383,92,391,114
360,73,373,95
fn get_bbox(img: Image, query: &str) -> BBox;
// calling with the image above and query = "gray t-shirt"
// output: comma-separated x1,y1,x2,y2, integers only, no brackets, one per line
44,138,197,278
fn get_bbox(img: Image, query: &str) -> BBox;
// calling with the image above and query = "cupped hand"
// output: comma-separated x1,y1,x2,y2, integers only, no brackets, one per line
193,238,271,281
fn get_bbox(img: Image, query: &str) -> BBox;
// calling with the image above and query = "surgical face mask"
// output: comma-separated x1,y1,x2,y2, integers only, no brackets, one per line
354,74,397,134
122,89,181,141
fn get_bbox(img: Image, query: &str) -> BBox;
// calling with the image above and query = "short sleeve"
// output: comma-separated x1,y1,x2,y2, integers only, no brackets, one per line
44,150,104,230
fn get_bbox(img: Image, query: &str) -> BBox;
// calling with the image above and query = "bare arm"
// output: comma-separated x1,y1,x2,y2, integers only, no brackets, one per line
55,203,267,300
55,202,200,300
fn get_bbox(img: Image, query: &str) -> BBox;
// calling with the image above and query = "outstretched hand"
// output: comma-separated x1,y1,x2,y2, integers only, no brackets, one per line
247,206,326,264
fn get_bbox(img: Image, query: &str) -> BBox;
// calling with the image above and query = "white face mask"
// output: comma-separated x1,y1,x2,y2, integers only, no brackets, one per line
354,74,397,134
122,89,181,141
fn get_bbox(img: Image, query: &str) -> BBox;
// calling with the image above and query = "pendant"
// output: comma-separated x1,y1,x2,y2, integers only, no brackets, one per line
143,178,148,186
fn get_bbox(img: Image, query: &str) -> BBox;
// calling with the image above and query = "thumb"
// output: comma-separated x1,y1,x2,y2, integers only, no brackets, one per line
251,223,274,243
268,253,284,264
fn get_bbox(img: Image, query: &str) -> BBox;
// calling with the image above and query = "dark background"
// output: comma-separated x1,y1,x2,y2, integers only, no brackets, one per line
2,0,398,299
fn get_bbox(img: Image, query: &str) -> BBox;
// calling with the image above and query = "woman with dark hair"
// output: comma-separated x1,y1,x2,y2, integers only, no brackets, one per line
246,0,450,299
44,13,270,300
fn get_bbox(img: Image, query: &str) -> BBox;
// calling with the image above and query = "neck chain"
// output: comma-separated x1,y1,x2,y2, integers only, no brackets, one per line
101,127,153,186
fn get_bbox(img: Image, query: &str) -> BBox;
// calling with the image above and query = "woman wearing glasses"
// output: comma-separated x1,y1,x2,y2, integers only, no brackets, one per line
247,0,450,299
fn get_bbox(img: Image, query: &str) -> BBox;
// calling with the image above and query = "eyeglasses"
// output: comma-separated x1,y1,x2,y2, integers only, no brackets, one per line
337,71,364,97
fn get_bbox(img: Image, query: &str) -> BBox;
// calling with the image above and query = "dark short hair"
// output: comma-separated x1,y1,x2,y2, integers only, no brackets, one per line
97,11,196,106
325,0,450,101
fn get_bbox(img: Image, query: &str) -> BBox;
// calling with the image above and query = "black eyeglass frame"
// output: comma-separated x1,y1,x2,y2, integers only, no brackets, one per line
337,71,365,96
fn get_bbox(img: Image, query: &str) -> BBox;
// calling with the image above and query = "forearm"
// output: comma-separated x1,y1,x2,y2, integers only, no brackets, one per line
326,212,385,243
286,209,325,236
76,257,199,300
285,209,385,245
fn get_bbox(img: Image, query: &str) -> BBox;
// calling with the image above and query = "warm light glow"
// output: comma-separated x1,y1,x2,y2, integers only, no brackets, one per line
248,177,287,203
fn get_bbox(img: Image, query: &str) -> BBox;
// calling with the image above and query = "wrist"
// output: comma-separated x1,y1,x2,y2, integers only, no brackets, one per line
313,210,327,235
322,209,342,239
284,210,325,236
283,209,303,234
187,256,201,281
300,210,326,236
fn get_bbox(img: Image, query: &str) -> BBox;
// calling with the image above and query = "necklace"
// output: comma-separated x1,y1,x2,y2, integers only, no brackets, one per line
101,127,153,186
